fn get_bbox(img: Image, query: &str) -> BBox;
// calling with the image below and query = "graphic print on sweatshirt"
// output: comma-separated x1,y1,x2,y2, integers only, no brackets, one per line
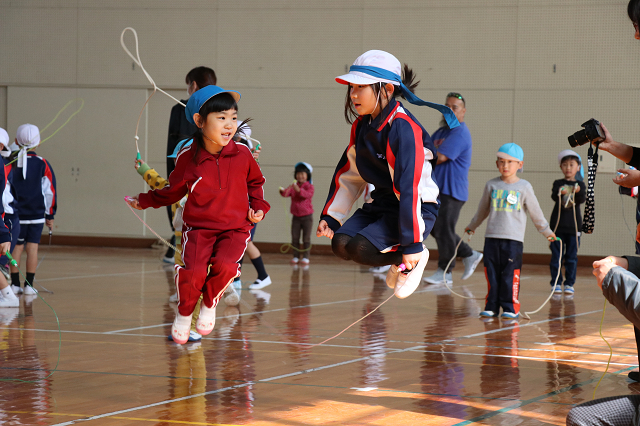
491,189,522,212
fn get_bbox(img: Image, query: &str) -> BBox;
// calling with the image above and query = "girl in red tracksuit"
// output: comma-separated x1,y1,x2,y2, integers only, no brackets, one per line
127,85,270,344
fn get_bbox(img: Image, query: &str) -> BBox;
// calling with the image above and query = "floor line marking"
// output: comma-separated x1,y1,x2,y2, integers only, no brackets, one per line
50,344,428,426
36,270,167,282
450,365,638,426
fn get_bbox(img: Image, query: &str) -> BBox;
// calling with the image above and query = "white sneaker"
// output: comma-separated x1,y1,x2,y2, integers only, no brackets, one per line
300,258,309,265
423,268,452,285
169,293,178,303
0,296,19,308
461,250,483,280
11,285,22,295
196,304,216,336
23,285,38,295
224,285,240,307
249,276,272,290
369,265,391,274
385,264,400,289
291,257,299,264
171,313,193,344
395,247,430,299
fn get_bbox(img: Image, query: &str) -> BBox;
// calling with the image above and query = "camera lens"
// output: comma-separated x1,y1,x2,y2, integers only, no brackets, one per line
568,130,588,148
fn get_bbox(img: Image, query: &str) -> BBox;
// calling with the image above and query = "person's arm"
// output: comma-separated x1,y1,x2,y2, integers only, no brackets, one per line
436,153,449,165
246,151,270,216
42,158,56,220
599,122,635,164
551,180,562,202
574,181,586,204
600,265,640,329
523,184,554,238
320,120,367,232
138,153,189,209
299,182,314,199
434,126,468,166
466,182,491,232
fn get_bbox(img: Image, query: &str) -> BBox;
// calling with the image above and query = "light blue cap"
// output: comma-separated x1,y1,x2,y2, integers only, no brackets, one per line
185,85,241,125
168,138,193,159
497,143,524,162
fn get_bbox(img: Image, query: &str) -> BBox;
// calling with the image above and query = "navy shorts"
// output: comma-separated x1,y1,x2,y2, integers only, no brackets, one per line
17,222,44,245
336,201,437,253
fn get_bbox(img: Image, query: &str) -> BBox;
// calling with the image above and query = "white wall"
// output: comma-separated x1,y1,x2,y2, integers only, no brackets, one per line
0,0,637,256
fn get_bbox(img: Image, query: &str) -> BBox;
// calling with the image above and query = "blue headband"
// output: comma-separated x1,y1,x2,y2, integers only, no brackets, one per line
349,65,460,129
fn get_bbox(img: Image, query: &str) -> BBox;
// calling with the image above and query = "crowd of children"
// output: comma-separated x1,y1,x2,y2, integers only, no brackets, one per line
0,124,57,308
119,48,598,344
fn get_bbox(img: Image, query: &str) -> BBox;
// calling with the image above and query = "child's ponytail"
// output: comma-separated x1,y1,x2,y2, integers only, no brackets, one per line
396,64,419,99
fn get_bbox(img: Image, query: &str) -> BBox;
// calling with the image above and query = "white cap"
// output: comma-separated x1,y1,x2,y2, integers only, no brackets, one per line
15,124,40,149
335,50,401,86
15,124,40,179
558,149,580,164
0,128,8,147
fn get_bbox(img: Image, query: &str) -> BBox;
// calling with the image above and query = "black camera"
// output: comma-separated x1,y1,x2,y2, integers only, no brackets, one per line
568,118,605,148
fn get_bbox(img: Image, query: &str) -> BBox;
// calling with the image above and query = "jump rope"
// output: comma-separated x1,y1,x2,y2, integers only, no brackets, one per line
119,28,618,396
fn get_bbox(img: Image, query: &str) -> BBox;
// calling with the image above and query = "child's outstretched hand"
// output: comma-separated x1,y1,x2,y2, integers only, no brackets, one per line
125,195,142,210
547,233,557,242
248,208,264,223
464,227,474,235
134,158,143,170
317,220,334,239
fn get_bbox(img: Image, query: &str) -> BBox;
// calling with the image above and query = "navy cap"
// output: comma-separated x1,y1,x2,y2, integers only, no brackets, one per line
185,85,241,125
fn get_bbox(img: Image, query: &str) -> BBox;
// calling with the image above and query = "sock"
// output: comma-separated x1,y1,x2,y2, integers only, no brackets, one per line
251,256,268,280
26,272,35,287
1,286,17,300
11,273,19,287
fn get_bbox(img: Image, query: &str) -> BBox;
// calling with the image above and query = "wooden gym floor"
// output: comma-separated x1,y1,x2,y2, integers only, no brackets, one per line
1,245,639,425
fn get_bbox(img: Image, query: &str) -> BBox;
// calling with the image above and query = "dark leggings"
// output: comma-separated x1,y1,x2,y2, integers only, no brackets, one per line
332,233,402,267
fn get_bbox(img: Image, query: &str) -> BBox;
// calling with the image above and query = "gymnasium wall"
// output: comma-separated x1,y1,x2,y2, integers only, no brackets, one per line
0,0,637,257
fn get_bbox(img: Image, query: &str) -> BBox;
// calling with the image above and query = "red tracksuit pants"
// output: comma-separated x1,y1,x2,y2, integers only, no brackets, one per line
175,227,250,316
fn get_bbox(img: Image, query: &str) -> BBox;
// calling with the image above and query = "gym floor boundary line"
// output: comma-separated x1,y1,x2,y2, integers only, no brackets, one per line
450,365,638,426
7,327,638,360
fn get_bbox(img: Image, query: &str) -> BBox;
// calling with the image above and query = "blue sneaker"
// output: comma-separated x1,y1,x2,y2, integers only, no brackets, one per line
500,311,519,319
168,330,202,342
564,286,575,294
552,284,563,294
480,310,496,318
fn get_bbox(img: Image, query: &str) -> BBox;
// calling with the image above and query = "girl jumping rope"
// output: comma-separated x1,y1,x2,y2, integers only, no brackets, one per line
126,85,270,344
317,50,460,299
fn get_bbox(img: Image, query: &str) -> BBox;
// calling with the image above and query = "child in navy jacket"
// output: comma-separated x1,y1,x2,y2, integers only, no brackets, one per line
10,124,56,296
317,50,461,299
0,128,19,307
127,86,269,344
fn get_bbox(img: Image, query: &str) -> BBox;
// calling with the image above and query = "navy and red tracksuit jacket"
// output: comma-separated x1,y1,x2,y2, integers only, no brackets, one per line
12,151,56,222
0,162,13,245
2,157,18,216
321,99,439,255
138,141,270,231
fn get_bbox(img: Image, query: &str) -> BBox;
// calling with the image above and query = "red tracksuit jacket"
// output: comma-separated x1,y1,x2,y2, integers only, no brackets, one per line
138,141,270,231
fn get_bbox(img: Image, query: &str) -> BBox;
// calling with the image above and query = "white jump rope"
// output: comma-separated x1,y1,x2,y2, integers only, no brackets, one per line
439,186,577,320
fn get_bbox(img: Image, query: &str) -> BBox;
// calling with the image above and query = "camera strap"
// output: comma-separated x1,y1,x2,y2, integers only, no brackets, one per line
582,144,598,234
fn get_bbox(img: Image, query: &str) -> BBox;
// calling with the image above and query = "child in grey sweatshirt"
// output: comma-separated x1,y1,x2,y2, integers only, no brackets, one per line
465,143,556,319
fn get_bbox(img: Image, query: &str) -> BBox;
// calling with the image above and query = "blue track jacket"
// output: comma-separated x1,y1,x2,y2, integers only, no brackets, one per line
13,151,57,222
321,99,438,255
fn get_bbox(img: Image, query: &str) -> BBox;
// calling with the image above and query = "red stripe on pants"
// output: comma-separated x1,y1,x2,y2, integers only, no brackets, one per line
175,228,250,316
512,268,521,314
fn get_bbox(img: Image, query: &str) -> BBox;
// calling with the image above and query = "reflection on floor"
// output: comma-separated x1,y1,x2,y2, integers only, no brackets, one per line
0,246,638,425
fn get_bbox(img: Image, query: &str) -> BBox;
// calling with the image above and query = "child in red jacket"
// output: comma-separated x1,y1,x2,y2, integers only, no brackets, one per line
280,162,314,264
127,85,270,344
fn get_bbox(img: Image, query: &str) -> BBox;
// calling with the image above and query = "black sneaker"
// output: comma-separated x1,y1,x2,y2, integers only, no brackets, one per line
629,371,640,382
163,235,176,263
